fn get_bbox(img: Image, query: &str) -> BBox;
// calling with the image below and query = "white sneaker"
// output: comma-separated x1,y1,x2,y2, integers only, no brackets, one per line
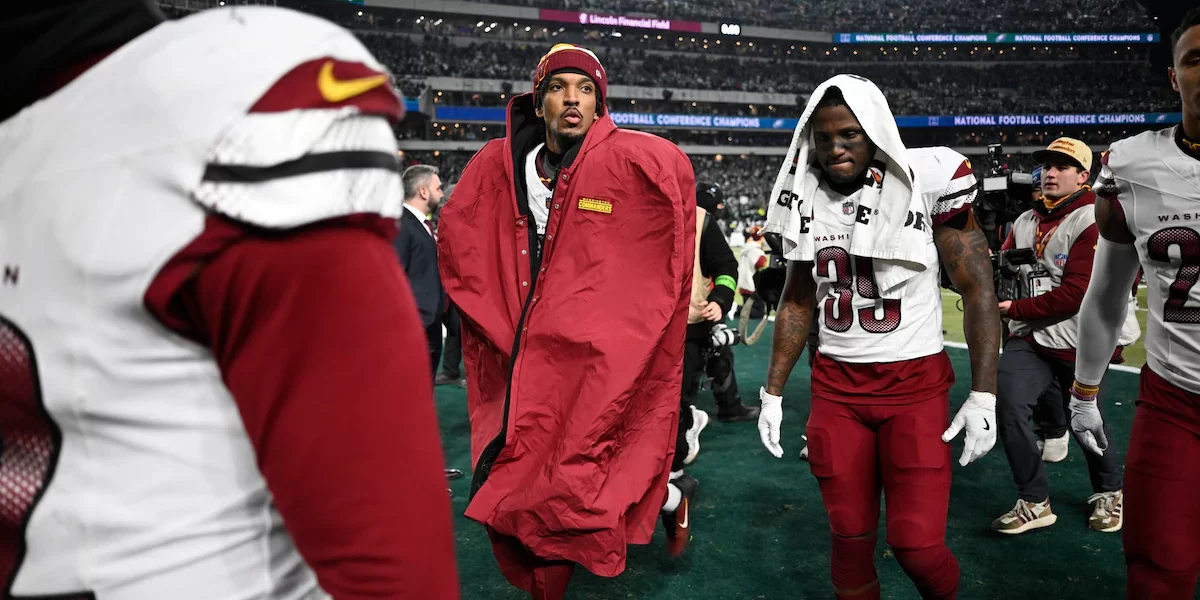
991,498,1057,535
684,406,709,465
1088,490,1123,533
1042,432,1069,463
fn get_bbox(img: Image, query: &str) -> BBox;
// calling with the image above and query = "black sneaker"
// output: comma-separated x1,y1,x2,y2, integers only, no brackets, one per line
435,373,466,387
663,473,698,557
717,404,761,423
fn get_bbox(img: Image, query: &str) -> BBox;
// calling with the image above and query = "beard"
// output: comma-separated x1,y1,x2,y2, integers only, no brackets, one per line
550,128,586,154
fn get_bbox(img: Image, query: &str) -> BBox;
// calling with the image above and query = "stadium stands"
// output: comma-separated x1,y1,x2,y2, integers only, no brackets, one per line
469,0,1156,34
159,0,1173,218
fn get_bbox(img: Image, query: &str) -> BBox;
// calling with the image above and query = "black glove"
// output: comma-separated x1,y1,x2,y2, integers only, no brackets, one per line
752,267,787,309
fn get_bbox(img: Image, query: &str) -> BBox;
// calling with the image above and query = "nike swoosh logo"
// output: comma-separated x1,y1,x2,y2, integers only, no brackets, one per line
678,498,689,528
317,61,388,103
983,420,991,431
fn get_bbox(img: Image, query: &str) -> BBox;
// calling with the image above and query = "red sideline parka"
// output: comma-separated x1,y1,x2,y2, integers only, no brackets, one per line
437,91,697,578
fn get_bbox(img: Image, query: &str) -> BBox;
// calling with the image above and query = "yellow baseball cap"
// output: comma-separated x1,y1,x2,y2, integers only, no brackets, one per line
1032,137,1092,172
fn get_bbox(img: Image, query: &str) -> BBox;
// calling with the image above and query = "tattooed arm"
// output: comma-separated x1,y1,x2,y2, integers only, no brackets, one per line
765,260,818,395
934,212,1001,395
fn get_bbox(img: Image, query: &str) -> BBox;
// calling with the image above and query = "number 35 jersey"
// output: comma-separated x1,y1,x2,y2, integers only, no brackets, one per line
810,147,977,365
1099,127,1200,394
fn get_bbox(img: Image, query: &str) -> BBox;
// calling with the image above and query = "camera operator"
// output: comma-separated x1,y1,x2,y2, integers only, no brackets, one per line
676,182,762,470
990,138,1140,535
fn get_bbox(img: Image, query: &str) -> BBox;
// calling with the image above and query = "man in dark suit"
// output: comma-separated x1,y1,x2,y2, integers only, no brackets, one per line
396,164,446,378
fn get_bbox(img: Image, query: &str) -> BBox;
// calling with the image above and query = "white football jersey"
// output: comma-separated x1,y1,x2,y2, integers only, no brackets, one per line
1100,127,1200,394
811,147,976,363
0,7,402,599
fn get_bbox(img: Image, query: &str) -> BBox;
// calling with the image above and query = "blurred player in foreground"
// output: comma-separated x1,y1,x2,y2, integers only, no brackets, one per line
760,74,1001,600
439,43,696,599
0,3,458,598
1072,8,1200,598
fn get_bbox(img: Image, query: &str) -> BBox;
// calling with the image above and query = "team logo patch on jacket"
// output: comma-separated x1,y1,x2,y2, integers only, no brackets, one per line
1054,252,1069,268
578,197,614,214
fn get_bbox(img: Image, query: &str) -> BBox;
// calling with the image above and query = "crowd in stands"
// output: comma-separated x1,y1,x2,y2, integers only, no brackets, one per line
470,0,1156,34
369,34,1175,114
343,13,1150,63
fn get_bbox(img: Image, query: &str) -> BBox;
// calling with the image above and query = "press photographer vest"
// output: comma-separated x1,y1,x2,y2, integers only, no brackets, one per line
1007,202,1139,349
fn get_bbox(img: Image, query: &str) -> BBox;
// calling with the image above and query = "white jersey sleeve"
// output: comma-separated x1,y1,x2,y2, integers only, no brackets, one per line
909,146,979,226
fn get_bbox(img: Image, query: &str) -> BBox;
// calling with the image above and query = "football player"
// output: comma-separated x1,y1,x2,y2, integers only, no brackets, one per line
0,3,458,598
1071,8,1200,598
759,75,1001,600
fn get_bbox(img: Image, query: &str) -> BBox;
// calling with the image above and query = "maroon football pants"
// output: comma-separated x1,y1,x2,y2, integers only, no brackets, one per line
487,528,576,600
806,394,959,600
1124,367,1200,599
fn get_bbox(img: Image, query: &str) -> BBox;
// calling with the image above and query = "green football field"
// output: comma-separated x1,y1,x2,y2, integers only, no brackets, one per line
940,287,1151,368
435,321,1159,600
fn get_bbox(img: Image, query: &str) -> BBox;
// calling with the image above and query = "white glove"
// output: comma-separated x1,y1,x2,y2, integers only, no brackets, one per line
758,387,784,458
941,391,997,467
1069,387,1108,456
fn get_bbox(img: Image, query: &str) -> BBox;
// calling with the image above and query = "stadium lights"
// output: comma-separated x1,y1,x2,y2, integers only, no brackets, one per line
801,46,806,50
357,11,362,16
476,21,484,27
490,22,497,27
434,19,442,25
657,35,662,40
525,26,531,31
612,31,622,37
433,151,440,157
482,127,487,132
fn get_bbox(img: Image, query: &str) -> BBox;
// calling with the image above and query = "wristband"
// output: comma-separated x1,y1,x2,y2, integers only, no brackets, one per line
1071,381,1100,400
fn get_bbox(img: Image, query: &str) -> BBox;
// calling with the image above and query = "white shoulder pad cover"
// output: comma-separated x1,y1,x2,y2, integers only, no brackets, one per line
182,7,404,229
911,146,977,218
